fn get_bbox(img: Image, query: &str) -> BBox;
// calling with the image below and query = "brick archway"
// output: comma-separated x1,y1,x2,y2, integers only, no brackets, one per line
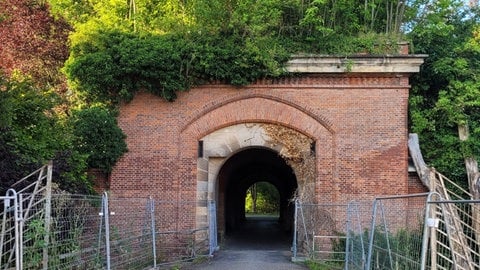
180,94,336,205
198,123,309,237
111,54,425,244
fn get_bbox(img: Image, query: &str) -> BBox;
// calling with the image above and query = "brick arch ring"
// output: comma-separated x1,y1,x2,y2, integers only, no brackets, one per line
180,94,336,140
179,95,337,205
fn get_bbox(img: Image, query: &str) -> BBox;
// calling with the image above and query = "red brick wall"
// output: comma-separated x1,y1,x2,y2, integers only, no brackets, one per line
88,169,109,194
408,172,429,194
110,74,414,205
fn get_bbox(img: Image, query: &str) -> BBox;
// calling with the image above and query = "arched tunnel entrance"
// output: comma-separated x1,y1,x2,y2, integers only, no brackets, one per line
217,147,297,249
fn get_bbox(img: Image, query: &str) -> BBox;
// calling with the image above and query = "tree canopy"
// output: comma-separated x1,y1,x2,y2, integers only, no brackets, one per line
409,0,480,188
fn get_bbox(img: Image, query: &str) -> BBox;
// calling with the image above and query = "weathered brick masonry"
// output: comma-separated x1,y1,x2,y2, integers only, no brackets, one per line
109,53,427,231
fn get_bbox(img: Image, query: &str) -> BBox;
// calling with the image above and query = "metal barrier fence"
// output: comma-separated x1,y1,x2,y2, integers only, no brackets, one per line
364,193,429,270
1,190,216,270
1,163,53,270
292,201,367,269
423,197,480,270
294,194,480,270
0,189,20,269
294,194,432,270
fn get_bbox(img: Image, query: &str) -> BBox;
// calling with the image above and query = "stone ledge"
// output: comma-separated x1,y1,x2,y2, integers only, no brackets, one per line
286,54,427,74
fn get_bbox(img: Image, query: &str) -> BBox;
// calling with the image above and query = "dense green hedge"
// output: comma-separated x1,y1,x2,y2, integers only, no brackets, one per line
71,106,127,173
65,30,290,103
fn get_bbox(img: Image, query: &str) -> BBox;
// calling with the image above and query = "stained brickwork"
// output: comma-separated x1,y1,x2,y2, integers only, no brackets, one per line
112,74,417,200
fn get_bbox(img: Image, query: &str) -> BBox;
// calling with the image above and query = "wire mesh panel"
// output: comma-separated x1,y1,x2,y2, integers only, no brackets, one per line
345,201,372,270
154,200,210,267
21,194,104,269
293,201,351,269
107,196,156,269
366,193,429,270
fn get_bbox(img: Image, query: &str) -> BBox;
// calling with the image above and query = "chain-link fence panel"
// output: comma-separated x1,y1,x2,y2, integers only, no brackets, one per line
153,200,210,267
107,196,156,269
345,201,372,270
293,201,352,269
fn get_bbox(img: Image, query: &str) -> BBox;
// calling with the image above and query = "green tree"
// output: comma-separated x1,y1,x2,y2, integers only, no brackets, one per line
245,182,280,214
409,0,480,193
0,72,92,194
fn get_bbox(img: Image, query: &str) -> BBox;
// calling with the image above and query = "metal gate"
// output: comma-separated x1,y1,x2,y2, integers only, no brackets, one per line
1,162,53,270
423,196,480,270
1,189,21,270
292,200,354,268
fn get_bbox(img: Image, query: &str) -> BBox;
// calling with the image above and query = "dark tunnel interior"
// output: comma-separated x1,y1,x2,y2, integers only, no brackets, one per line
217,147,298,249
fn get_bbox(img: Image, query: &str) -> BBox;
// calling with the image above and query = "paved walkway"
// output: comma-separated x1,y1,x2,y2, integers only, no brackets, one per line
184,216,307,270
185,249,306,270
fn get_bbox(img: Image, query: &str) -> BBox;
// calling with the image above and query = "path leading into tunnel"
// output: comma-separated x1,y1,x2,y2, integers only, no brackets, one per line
185,216,307,270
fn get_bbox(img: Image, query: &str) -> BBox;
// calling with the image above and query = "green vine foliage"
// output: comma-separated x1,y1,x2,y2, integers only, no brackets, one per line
55,0,412,104
65,30,289,103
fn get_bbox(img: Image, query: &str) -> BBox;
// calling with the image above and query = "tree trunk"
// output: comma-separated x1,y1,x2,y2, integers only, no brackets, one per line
458,123,480,248
251,184,257,214
458,124,480,198
408,134,431,189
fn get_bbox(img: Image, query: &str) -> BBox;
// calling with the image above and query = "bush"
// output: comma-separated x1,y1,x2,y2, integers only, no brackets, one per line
71,106,127,173
0,73,93,194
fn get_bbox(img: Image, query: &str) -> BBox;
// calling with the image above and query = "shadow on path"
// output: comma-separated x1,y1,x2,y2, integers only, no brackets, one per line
225,215,292,250
184,216,307,270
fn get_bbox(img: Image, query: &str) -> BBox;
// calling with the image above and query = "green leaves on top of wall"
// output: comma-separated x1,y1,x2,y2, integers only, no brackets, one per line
65,30,289,103
57,0,415,104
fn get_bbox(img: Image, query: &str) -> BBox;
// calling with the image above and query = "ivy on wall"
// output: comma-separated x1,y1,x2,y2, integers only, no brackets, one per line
65,30,289,104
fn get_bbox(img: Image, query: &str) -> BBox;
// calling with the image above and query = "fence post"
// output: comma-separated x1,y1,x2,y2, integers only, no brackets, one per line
208,200,218,256
365,199,378,270
102,192,111,270
420,192,438,270
42,160,53,270
149,197,157,268
292,199,298,259
18,193,24,270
